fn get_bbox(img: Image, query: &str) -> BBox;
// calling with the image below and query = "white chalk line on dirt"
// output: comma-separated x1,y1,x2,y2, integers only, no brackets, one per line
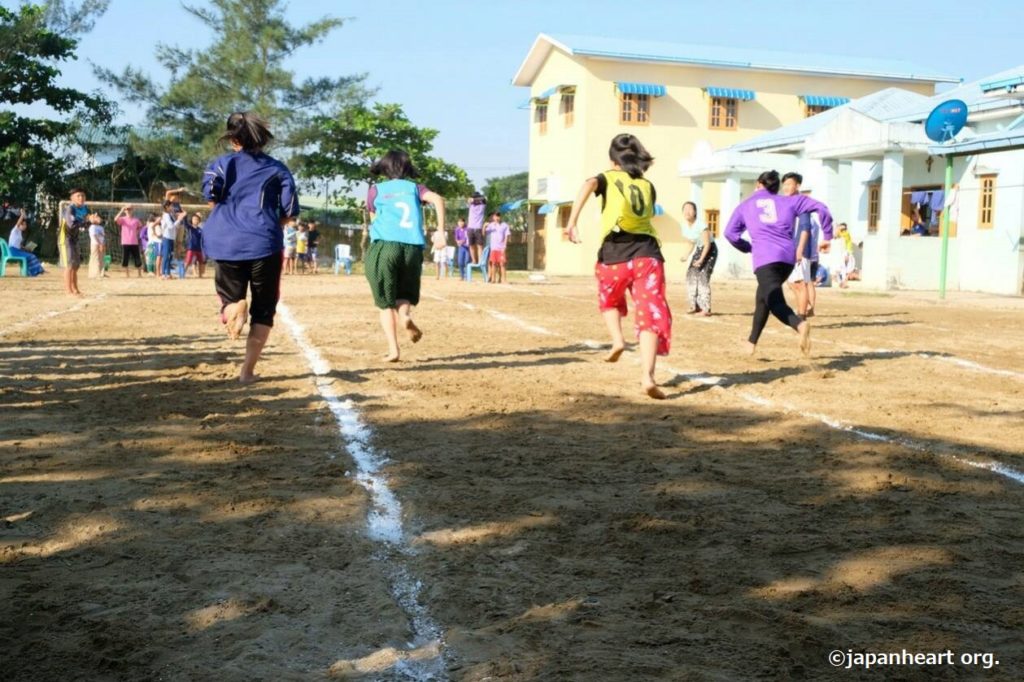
660,363,1024,486
0,293,108,340
278,303,448,680
429,293,1024,488
679,311,1024,383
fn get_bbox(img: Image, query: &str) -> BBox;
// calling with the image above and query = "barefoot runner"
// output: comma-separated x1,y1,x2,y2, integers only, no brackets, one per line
201,111,298,384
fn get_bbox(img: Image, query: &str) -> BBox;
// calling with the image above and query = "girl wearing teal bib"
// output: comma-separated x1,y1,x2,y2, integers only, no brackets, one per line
364,150,447,362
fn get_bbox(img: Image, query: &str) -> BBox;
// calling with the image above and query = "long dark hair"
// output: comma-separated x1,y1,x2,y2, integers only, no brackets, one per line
757,170,781,194
370,150,418,180
609,134,654,179
220,112,273,152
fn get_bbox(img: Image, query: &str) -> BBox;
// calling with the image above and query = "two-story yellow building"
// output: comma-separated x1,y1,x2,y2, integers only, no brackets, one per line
513,33,957,276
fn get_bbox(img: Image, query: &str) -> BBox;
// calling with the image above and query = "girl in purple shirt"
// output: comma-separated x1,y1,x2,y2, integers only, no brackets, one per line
724,170,833,357
454,219,470,277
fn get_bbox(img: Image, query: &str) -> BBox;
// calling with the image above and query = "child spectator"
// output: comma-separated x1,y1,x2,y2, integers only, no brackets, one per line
115,204,144,277
430,226,448,279
454,218,470,277
485,212,510,283
87,213,106,279
185,213,206,278
284,219,298,275
296,223,309,273
59,188,88,296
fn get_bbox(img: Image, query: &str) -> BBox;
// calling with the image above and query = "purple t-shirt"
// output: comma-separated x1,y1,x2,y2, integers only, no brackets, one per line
486,221,510,251
455,226,468,246
467,198,486,230
725,189,833,270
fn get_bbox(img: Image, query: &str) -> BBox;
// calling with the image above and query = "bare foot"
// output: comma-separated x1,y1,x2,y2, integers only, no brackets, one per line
644,384,667,400
743,340,757,357
404,318,422,343
383,353,400,363
238,373,260,385
605,345,625,363
226,300,248,340
798,321,812,357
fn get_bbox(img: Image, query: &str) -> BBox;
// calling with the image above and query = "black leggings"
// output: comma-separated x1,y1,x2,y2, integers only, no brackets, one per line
750,262,803,344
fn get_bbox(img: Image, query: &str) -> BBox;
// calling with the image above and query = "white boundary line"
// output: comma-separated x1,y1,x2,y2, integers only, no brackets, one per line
428,293,1024,487
0,294,108,339
278,303,447,680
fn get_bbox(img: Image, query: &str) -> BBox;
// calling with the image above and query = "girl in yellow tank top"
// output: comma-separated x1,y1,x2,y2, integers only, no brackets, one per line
564,134,672,400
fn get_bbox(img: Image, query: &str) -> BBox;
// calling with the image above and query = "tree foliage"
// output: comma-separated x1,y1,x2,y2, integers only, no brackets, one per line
0,2,114,206
295,102,473,208
95,0,369,178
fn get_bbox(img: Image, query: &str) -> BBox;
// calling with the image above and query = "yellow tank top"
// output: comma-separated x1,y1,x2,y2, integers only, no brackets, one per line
599,170,659,244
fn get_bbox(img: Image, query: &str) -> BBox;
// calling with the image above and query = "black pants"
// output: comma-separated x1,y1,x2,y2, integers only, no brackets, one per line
215,253,283,327
750,262,803,344
122,245,142,268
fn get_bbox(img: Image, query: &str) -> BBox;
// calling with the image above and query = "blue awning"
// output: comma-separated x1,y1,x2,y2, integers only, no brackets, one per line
616,82,666,97
517,98,532,110
802,95,850,108
653,204,665,216
705,87,755,101
981,75,1024,93
537,202,559,215
499,199,525,212
532,84,575,102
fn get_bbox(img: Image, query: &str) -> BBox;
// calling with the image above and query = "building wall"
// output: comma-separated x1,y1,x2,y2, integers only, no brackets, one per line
525,49,937,276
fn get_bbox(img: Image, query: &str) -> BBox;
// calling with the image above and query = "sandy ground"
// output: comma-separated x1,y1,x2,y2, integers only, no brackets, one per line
1,266,1022,681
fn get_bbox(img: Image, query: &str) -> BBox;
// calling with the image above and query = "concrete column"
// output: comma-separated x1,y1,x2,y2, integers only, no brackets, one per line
718,173,748,278
863,151,903,289
690,179,704,206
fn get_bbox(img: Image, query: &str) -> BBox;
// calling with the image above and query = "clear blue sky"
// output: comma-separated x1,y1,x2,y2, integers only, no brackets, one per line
38,0,1024,188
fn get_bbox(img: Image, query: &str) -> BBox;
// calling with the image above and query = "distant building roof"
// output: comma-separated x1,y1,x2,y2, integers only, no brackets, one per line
513,33,959,86
730,88,934,152
887,64,1024,122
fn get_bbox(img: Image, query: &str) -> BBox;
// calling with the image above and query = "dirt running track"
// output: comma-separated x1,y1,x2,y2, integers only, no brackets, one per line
1,269,1022,681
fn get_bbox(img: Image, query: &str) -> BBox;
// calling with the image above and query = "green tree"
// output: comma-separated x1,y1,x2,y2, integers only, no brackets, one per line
296,102,473,212
95,0,369,179
482,171,527,207
0,2,114,206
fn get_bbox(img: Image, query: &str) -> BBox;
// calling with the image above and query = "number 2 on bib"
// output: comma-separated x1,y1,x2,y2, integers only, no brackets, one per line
395,201,414,228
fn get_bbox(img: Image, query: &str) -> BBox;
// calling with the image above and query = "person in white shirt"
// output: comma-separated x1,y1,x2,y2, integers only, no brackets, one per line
87,214,107,279
159,200,186,279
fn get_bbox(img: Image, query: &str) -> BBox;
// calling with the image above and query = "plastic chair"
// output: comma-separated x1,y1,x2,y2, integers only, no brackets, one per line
103,254,112,271
0,238,28,277
334,244,353,275
176,259,186,279
465,246,490,282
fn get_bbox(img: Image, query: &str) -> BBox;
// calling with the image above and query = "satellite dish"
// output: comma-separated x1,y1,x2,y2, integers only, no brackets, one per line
924,99,968,143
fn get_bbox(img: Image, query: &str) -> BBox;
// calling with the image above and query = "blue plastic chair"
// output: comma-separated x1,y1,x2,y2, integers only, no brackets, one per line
465,246,490,282
0,238,28,277
334,244,353,275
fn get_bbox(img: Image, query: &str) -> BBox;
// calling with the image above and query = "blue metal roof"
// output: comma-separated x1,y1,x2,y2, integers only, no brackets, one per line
616,82,666,97
706,87,755,101
803,95,851,108
542,34,958,83
537,202,558,215
729,88,932,152
499,199,526,212
929,127,1024,156
981,75,1024,93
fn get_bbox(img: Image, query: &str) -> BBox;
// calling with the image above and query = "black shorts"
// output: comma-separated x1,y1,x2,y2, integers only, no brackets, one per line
122,245,142,268
214,253,283,327
810,261,820,279
468,229,485,247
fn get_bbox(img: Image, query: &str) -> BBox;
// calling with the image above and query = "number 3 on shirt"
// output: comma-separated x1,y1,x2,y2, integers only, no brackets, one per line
755,198,778,224
395,201,414,228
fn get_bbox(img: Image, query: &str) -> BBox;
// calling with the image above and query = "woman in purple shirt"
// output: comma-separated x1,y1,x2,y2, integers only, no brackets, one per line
724,170,833,357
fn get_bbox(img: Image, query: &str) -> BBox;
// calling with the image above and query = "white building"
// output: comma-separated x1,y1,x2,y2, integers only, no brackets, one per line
680,66,1024,295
